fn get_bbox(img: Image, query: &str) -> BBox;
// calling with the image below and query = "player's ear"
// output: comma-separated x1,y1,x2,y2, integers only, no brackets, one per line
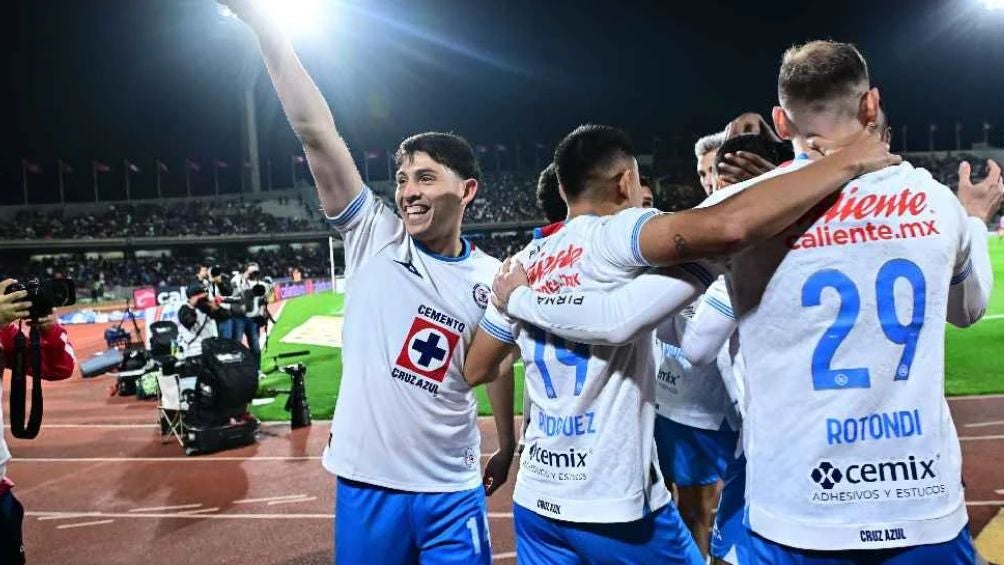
617,168,634,201
859,87,880,126
461,178,478,206
772,106,794,140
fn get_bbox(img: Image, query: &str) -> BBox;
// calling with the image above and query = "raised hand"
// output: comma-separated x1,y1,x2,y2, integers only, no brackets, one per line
958,159,1004,223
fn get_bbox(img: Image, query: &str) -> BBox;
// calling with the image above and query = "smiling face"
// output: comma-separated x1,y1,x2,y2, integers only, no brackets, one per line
395,151,477,246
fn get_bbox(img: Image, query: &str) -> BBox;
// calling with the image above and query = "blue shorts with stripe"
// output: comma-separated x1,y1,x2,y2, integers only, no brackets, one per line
654,415,737,487
711,453,750,565
513,502,703,565
335,478,491,565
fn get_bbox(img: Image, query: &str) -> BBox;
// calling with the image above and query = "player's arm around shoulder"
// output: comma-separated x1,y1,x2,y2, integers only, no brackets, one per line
947,159,1003,327
636,126,901,266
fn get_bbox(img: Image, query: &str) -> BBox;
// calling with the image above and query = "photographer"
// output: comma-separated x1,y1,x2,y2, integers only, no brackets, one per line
177,282,221,360
228,263,267,364
205,266,234,339
0,279,75,565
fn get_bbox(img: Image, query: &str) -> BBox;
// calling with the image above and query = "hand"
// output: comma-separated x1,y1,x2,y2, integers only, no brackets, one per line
482,447,514,496
717,151,777,186
217,0,270,31
26,314,57,333
0,279,31,326
958,160,1004,223
724,112,781,142
807,123,902,177
491,257,529,313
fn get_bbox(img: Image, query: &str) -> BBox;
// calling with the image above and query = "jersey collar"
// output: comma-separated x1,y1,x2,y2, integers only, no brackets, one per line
533,221,566,240
414,238,471,262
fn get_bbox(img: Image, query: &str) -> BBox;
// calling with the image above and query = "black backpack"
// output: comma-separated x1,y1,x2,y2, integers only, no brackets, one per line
193,338,258,423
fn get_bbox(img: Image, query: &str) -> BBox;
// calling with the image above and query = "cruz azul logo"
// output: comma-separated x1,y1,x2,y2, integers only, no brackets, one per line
392,316,460,395
808,456,947,504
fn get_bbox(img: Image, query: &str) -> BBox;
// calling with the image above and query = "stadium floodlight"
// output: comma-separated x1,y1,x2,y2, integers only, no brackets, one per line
218,0,326,36
983,0,1004,10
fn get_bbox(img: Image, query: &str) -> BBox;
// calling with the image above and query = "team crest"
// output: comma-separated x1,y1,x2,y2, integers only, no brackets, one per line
472,283,490,309
464,447,477,469
395,317,460,383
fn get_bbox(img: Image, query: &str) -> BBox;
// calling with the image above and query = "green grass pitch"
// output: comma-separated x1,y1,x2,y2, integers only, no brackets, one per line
251,237,1004,421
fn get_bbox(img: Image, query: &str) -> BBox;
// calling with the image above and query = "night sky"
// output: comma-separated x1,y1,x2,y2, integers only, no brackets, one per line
3,0,1004,204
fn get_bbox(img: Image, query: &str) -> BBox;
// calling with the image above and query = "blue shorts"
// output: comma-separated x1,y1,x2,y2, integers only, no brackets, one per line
750,525,975,565
711,454,750,565
654,415,737,487
513,501,703,565
335,478,491,565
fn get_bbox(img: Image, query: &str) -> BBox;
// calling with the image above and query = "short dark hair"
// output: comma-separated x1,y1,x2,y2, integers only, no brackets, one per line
639,175,651,188
554,124,634,201
778,40,869,114
395,132,481,182
535,162,566,223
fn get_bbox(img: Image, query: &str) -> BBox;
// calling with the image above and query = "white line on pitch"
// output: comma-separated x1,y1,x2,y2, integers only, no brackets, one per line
267,497,317,506
38,513,101,521
29,511,334,520
176,507,220,515
493,552,516,561
30,510,516,521
5,422,293,430
129,504,203,513
949,394,1004,401
959,435,1004,442
965,420,1004,428
16,456,321,462
983,313,1004,320
966,501,1004,507
56,519,115,530
995,489,1004,496
234,495,310,504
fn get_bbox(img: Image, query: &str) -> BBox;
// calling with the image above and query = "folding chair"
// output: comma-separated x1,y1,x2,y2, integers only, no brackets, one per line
158,374,195,446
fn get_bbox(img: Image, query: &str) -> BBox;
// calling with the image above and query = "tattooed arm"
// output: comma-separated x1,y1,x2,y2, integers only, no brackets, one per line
636,127,899,266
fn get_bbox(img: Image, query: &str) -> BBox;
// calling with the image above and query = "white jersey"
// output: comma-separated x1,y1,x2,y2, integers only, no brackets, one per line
321,187,500,492
701,157,994,550
654,305,738,431
481,208,678,523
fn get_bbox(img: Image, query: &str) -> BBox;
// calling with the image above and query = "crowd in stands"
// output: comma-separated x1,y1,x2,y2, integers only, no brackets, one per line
3,151,997,295
906,152,990,191
1,199,324,240
2,245,333,300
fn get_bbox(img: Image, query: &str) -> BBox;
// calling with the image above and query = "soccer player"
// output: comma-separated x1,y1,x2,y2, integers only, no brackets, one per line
698,40,1003,561
640,176,655,208
695,132,726,195
464,123,898,563
221,3,515,563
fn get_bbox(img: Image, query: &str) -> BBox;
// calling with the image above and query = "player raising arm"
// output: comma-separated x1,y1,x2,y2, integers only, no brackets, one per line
221,2,516,563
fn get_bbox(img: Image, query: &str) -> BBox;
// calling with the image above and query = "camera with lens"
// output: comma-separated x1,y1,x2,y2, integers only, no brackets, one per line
4,277,77,320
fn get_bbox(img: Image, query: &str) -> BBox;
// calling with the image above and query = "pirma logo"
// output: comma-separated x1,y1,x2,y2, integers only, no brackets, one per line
810,461,843,490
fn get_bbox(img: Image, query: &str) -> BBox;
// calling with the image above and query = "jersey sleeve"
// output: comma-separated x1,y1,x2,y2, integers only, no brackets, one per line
479,302,518,345
947,213,993,328
506,266,709,346
593,207,661,270
326,185,405,276
679,276,738,366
